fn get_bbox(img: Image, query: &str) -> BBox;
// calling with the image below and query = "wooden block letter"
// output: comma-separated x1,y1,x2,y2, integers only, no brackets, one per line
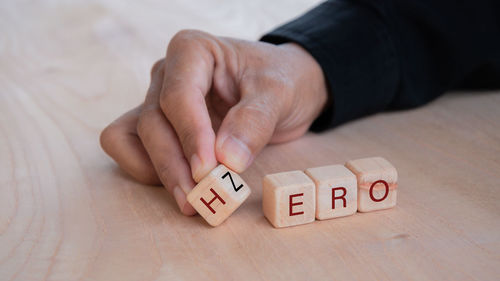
345,157,398,212
262,171,315,228
187,164,251,226
305,165,357,220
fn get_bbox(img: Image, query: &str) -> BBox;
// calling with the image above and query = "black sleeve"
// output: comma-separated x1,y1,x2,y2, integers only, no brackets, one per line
260,0,500,131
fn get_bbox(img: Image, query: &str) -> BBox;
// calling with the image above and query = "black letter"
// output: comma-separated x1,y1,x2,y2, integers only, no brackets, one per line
222,172,243,192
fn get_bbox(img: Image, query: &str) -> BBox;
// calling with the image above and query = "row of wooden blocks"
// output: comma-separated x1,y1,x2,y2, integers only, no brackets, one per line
187,157,398,228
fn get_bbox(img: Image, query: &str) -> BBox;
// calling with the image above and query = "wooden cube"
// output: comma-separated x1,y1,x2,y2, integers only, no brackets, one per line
305,165,357,220
262,171,315,228
187,164,251,226
345,157,398,212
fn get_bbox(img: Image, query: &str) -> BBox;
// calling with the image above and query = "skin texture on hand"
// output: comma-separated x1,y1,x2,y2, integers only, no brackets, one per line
100,30,328,215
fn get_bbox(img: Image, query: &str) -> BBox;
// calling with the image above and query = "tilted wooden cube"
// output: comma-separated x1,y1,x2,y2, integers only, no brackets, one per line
187,164,251,226
345,157,398,212
262,171,315,228
305,165,357,220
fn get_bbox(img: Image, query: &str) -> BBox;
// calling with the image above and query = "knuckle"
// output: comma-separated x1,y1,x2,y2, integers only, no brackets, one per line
150,59,165,78
136,106,159,138
178,125,198,149
171,29,203,45
136,116,147,137
132,166,162,186
168,29,212,54
158,91,173,114
156,163,171,179
99,124,116,152
99,123,121,152
156,163,174,191
158,84,195,118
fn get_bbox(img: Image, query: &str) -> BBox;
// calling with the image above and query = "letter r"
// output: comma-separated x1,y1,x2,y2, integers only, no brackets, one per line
331,187,347,209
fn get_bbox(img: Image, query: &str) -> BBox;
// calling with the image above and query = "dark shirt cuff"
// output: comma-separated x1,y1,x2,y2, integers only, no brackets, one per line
261,0,399,131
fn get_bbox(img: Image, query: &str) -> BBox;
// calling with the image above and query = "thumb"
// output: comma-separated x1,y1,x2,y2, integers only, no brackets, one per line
215,96,280,173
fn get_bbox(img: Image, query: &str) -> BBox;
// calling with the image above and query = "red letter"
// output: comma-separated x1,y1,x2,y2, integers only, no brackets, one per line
331,187,347,209
369,180,389,202
289,193,304,216
200,188,226,214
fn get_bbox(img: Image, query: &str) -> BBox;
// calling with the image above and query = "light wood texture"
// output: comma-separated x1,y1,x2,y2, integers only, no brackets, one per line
1,0,500,280
262,171,316,228
187,164,250,226
305,164,357,220
346,157,398,212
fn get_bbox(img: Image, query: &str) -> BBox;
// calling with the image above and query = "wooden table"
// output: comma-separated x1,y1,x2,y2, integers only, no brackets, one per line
1,1,499,280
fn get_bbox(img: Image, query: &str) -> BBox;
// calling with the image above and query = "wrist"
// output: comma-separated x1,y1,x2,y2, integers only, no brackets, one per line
280,42,329,123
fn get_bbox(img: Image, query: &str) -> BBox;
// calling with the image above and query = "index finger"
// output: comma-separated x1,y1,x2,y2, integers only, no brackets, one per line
159,31,219,182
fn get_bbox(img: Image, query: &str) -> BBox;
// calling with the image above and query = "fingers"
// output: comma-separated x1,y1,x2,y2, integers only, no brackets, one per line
215,94,281,173
100,106,161,185
158,30,218,182
137,106,197,216
137,60,196,216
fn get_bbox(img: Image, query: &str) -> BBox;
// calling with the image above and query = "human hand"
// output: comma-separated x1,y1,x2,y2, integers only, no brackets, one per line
100,30,328,215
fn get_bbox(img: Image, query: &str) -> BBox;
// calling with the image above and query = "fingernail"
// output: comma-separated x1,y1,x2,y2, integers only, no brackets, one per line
173,186,187,212
220,135,252,172
174,186,197,216
182,202,197,216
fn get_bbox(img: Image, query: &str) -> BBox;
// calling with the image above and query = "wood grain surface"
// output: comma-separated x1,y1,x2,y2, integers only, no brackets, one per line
1,0,499,280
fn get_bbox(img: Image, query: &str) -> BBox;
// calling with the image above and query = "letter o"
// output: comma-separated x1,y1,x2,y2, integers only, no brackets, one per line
369,180,389,202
